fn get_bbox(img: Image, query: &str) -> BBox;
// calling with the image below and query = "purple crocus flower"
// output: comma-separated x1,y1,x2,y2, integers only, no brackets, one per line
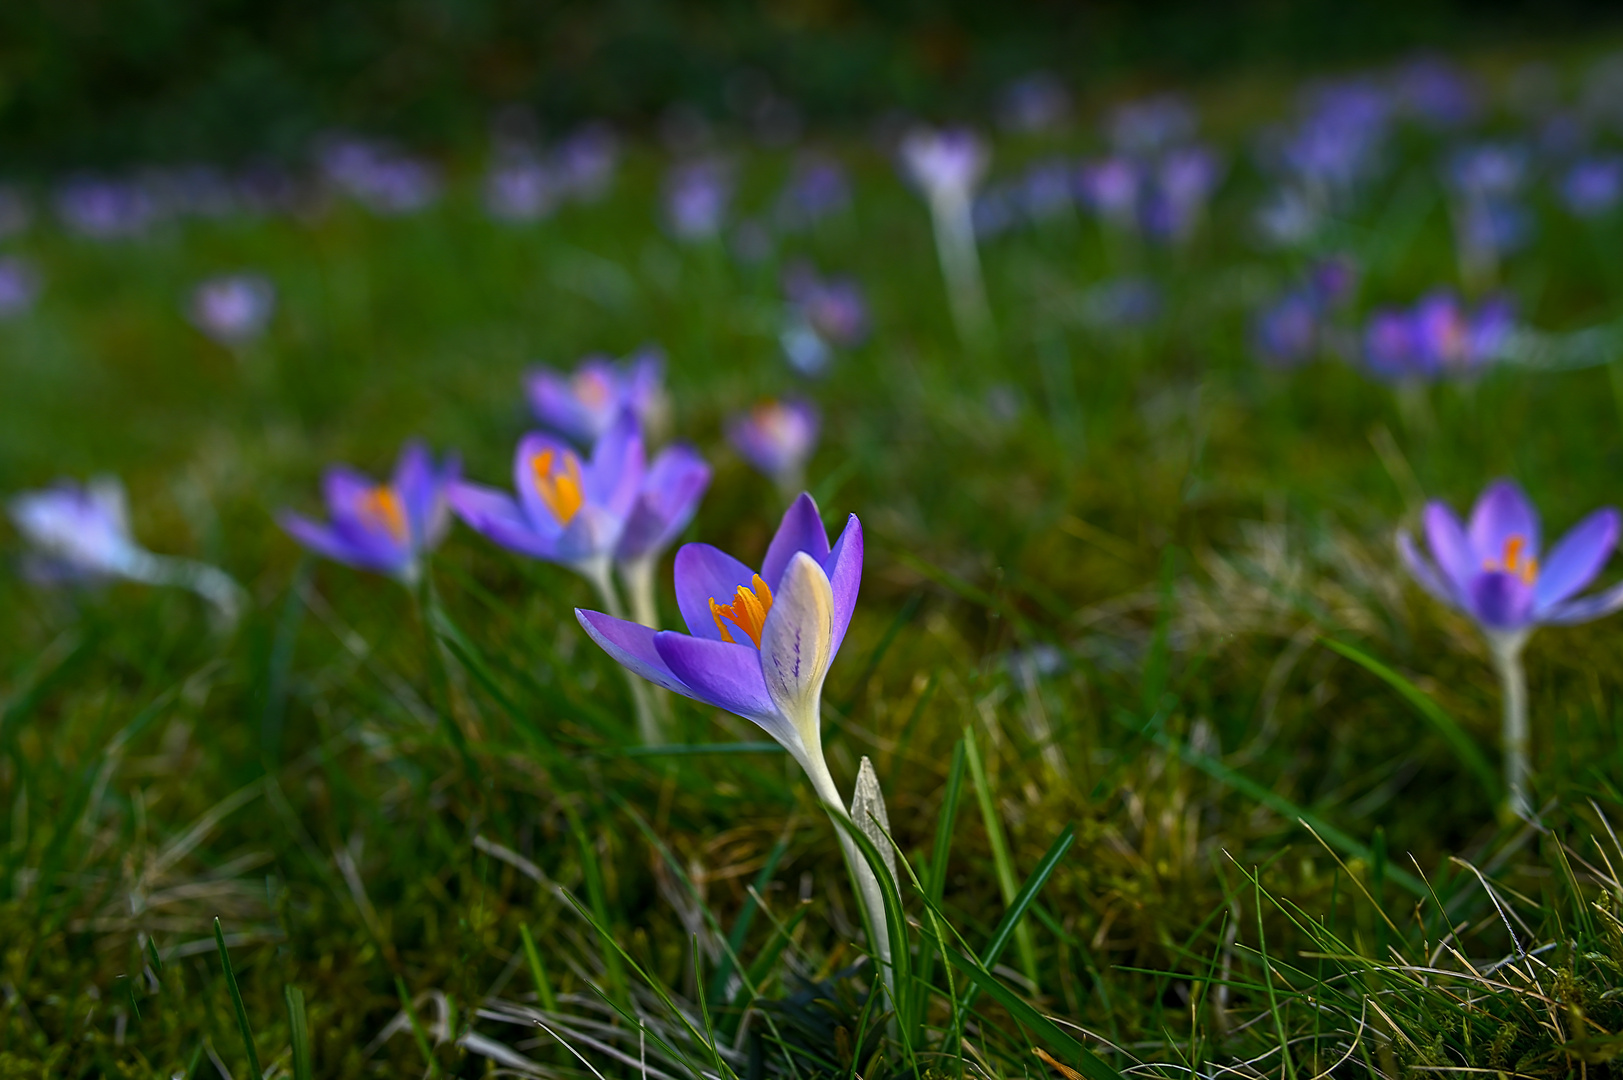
576,492,861,779
899,128,989,206
320,139,441,215
448,413,644,573
1362,292,1514,380
784,263,870,347
1560,157,1623,217
10,478,147,583
1078,157,1141,228
1253,291,1322,367
617,445,712,566
729,399,819,487
485,155,559,222
189,274,276,347
1400,479,1623,635
1108,95,1196,156
1394,58,1483,128
526,348,666,446
998,73,1072,134
553,123,620,202
664,159,733,240
55,176,159,239
1020,159,1076,221
280,442,459,581
775,155,851,229
0,256,42,318
1143,145,1223,242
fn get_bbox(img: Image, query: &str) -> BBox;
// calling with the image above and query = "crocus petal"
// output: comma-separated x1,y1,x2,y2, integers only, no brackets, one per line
1422,502,1475,598
1398,530,1455,608
392,440,445,546
762,492,831,591
512,431,580,531
654,632,788,737
1533,507,1620,613
617,444,711,562
823,513,863,657
576,609,693,696
673,542,757,640
1541,580,1623,625
1468,479,1540,564
584,410,645,517
322,466,382,523
450,481,563,560
280,512,403,573
759,552,836,744
1468,572,1535,630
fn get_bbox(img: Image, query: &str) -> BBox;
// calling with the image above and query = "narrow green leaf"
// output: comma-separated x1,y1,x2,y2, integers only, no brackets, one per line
285,985,313,1080
520,924,558,1013
962,725,1039,988
709,833,790,1005
943,946,1124,1080
214,918,264,1080
395,976,439,1077
962,823,1076,1011
1321,638,1498,801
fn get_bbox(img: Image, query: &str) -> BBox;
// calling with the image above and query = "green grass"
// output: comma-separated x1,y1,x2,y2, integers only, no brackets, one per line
3,57,1623,1078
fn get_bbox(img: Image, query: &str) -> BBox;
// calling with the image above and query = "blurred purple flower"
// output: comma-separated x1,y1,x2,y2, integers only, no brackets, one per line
775,155,851,229
1560,157,1623,217
1254,292,1322,367
280,442,459,581
1272,81,1392,196
10,478,143,582
900,127,989,206
1143,145,1223,241
1020,159,1076,221
55,176,159,238
664,159,733,240
1400,479,1623,634
321,139,441,215
553,124,620,201
616,444,712,564
998,73,1072,134
784,264,869,347
1448,143,1530,199
527,348,666,446
0,257,42,318
1079,277,1162,329
189,274,276,347
485,155,559,222
450,413,644,571
1077,157,1141,228
729,399,819,484
1109,95,1196,156
1363,291,1514,380
1394,58,1484,128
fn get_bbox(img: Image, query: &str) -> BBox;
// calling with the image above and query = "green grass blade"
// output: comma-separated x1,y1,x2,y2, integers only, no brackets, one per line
962,724,1040,988
519,924,558,1012
708,831,790,1005
284,985,313,1080
961,822,1076,1012
942,946,1124,1080
1321,637,1499,801
214,918,264,1080
395,976,439,1077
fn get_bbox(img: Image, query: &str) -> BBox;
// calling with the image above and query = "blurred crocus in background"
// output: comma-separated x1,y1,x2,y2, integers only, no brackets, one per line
1559,156,1623,218
729,398,820,498
11,477,244,625
1078,156,1141,233
664,158,734,241
615,444,712,631
484,153,558,222
55,176,160,239
997,72,1072,134
1252,256,1356,366
188,273,276,348
900,126,993,346
527,348,668,445
0,256,42,318
1362,290,1515,382
774,154,851,230
575,494,894,1002
320,138,442,215
280,441,459,584
451,413,668,741
781,263,869,376
552,123,620,202
1399,479,1623,818
1446,142,1532,291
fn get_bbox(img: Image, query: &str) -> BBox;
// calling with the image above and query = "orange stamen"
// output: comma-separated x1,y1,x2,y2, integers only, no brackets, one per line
360,487,408,542
709,575,775,648
531,449,585,525
1483,534,1539,585
573,371,613,409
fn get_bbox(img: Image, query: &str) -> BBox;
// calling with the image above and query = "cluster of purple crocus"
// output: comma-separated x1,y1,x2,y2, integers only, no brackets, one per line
483,124,622,223
780,262,870,376
1252,256,1358,367
1361,290,1516,381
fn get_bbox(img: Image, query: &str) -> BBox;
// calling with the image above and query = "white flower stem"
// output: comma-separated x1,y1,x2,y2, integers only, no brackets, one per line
1487,631,1532,820
583,557,665,746
928,192,993,350
799,737,897,1016
129,552,246,628
617,555,674,731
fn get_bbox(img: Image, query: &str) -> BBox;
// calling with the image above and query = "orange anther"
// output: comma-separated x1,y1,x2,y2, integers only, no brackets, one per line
709,575,775,648
532,449,585,525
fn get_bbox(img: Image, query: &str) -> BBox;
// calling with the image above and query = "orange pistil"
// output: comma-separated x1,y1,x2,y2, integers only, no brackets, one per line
359,486,408,542
710,575,774,648
573,370,613,409
1483,534,1539,585
531,449,585,525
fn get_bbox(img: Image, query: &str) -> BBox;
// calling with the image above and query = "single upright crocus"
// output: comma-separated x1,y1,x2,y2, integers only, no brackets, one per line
729,399,819,497
526,348,667,446
10,477,245,625
900,126,992,345
484,154,559,222
664,159,734,241
1362,291,1514,382
280,441,458,583
189,274,276,348
1560,157,1623,218
781,264,869,376
576,494,894,997
1399,479,1623,818
0,256,41,318
615,443,712,631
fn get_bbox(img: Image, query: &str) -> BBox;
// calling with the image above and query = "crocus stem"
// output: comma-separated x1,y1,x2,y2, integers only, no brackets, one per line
617,556,675,731
583,558,665,745
928,192,993,350
129,552,247,628
1487,631,1532,820
800,742,896,1016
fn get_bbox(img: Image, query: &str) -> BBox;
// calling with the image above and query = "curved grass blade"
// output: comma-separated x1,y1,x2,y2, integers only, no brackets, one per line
214,918,264,1080
962,822,1076,1011
1321,637,1498,802
285,985,313,1080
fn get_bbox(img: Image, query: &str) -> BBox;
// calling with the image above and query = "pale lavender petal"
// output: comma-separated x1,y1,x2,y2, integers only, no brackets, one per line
322,466,380,524
1422,501,1475,597
1397,530,1455,608
1533,508,1619,613
759,552,835,732
527,367,605,443
1541,580,1623,625
576,609,692,696
673,542,756,640
280,511,404,574
584,410,645,517
1468,478,1540,564
450,481,562,561
1468,572,1534,630
654,632,784,732
823,513,863,657
616,444,711,562
512,431,579,531
762,492,830,590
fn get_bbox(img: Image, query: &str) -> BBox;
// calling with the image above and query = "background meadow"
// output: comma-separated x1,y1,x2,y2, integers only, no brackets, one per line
4,7,1623,1077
